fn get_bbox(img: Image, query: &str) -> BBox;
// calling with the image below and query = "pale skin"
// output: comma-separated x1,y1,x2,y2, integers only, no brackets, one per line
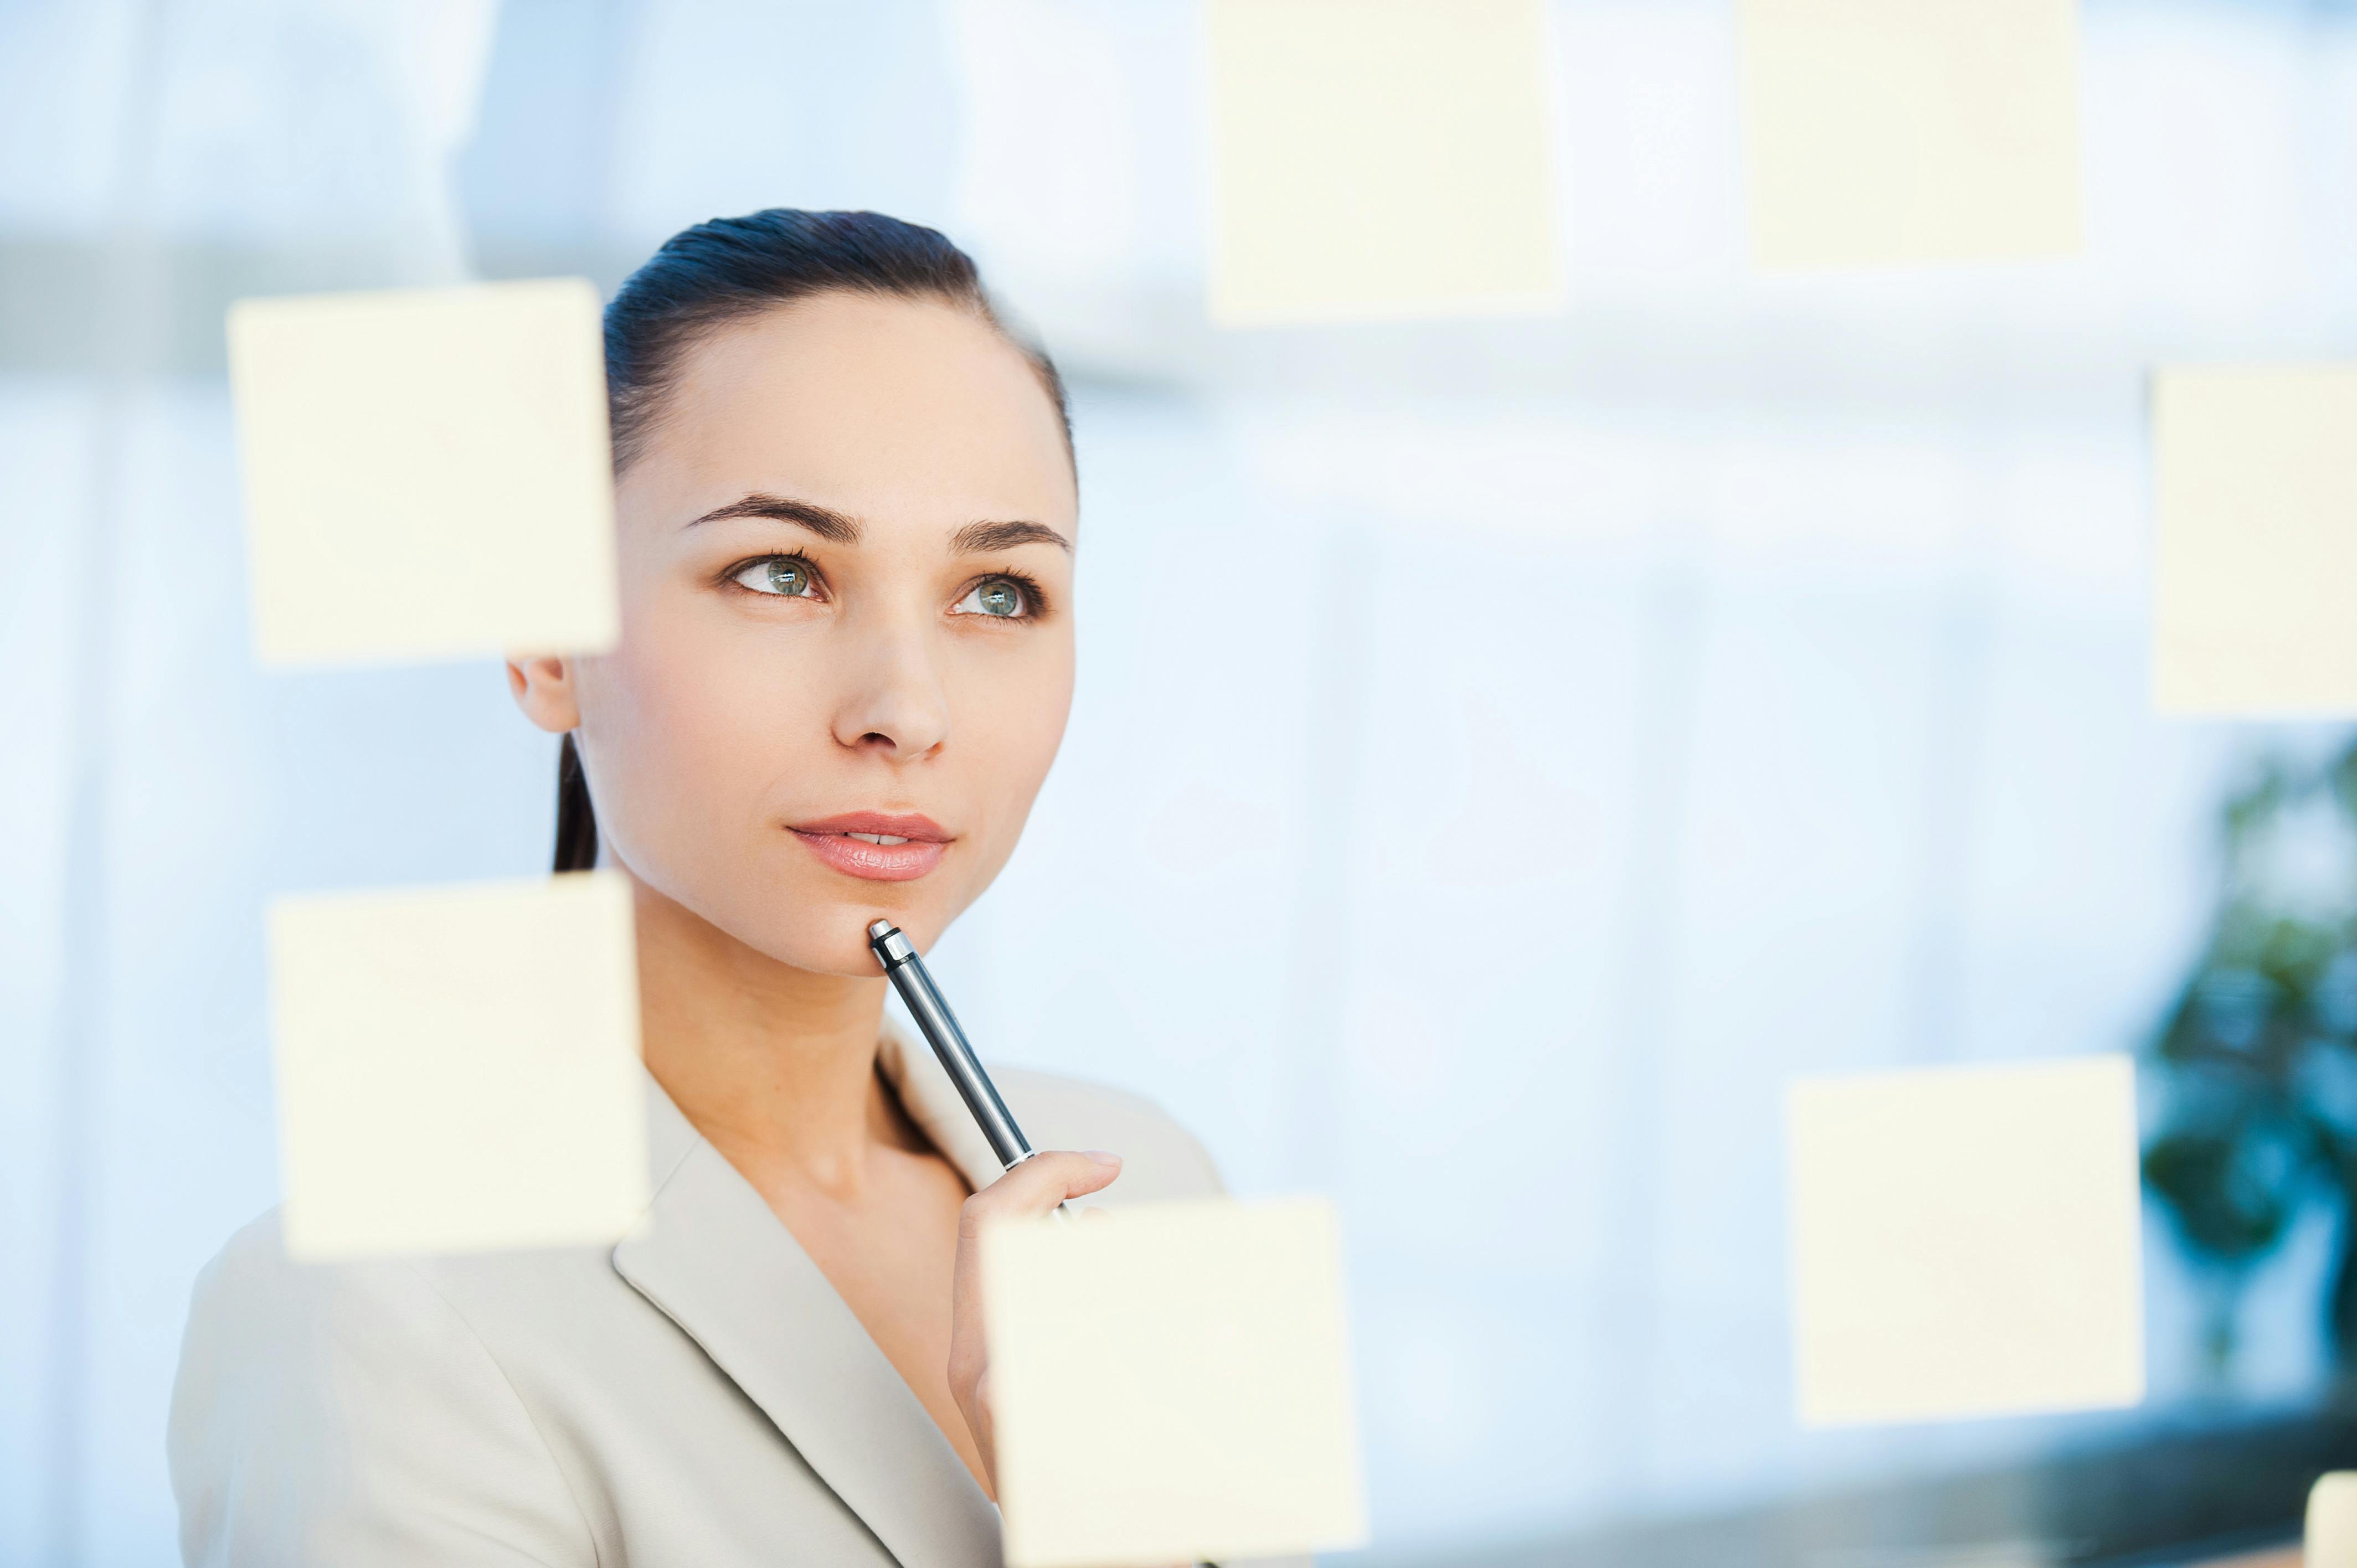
506,291,1119,1503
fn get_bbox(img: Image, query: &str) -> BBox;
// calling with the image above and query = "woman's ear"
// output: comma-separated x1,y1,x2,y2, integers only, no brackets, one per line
506,654,583,735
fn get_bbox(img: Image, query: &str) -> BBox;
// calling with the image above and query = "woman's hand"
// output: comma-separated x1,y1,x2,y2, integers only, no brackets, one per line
948,1149,1124,1499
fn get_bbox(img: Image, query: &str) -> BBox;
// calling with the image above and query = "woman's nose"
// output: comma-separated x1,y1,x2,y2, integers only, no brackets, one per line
833,621,953,755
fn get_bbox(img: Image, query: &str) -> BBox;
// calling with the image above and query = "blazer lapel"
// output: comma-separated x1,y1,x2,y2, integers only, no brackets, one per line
610,1045,1002,1568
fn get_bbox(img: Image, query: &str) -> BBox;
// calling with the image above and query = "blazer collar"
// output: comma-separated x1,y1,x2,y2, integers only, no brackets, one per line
611,1011,1005,1568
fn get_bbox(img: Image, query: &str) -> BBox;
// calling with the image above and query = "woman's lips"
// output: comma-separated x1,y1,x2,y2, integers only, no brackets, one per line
788,827,947,881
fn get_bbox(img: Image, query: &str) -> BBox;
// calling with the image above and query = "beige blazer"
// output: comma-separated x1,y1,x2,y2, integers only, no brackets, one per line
168,1014,1311,1568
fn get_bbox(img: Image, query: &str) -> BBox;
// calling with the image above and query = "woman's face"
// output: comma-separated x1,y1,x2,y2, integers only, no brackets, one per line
524,292,1077,978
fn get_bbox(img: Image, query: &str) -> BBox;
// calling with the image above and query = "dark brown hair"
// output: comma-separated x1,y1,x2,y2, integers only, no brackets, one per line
554,208,1073,873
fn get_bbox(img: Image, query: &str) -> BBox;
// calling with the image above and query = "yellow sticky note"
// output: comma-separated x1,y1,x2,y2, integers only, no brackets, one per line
2311,1473,2357,1567
1204,0,1563,326
228,277,619,667
268,870,647,1260
1784,1055,2144,1427
981,1195,1368,1568
1736,0,2082,268
2152,365,2357,715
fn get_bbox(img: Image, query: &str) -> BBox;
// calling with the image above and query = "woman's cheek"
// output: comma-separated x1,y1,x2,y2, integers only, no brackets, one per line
589,607,766,875
646,627,800,829
964,657,1075,881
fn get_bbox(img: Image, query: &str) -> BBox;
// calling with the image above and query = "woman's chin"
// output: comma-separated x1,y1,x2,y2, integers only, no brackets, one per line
749,898,944,981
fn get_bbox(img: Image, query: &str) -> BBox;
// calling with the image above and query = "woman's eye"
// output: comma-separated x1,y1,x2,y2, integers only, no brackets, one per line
733,557,814,597
955,577,1028,620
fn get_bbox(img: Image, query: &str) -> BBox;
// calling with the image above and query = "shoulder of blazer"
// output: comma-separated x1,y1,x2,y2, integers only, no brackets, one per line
979,1066,1229,1206
167,1210,600,1566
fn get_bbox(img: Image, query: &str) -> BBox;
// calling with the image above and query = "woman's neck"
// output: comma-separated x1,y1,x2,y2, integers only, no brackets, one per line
624,868,919,1196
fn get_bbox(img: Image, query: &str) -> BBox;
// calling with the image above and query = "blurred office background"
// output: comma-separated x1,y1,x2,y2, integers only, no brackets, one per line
8,1,2357,1564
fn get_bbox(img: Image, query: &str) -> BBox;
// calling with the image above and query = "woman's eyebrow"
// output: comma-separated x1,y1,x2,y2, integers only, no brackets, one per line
686,493,1071,555
951,519,1072,555
684,493,861,541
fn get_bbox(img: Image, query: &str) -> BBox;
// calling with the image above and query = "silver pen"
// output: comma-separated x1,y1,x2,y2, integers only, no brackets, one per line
872,919,1210,1565
867,918,1068,1215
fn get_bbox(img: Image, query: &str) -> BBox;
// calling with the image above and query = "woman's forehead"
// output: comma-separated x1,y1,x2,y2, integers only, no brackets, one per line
639,293,1075,532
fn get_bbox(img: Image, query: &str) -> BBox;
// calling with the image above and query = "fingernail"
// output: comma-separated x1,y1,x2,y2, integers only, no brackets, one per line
1083,1149,1121,1167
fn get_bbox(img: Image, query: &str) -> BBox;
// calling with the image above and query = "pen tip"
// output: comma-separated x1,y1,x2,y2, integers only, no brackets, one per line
866,917,896,942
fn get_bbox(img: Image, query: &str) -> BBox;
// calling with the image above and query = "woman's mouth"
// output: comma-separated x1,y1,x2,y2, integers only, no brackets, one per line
785,814,950,881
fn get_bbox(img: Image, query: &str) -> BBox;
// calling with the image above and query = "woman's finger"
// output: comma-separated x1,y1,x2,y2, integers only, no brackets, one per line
956,1149,1123,1238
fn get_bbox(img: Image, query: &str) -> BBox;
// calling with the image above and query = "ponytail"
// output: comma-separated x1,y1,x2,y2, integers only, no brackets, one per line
553,732,598,873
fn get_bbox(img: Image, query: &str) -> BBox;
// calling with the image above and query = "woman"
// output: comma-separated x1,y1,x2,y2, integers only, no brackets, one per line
169,209,1281,1567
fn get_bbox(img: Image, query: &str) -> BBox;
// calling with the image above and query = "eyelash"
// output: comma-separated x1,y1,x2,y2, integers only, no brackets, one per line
722,550,1050,623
